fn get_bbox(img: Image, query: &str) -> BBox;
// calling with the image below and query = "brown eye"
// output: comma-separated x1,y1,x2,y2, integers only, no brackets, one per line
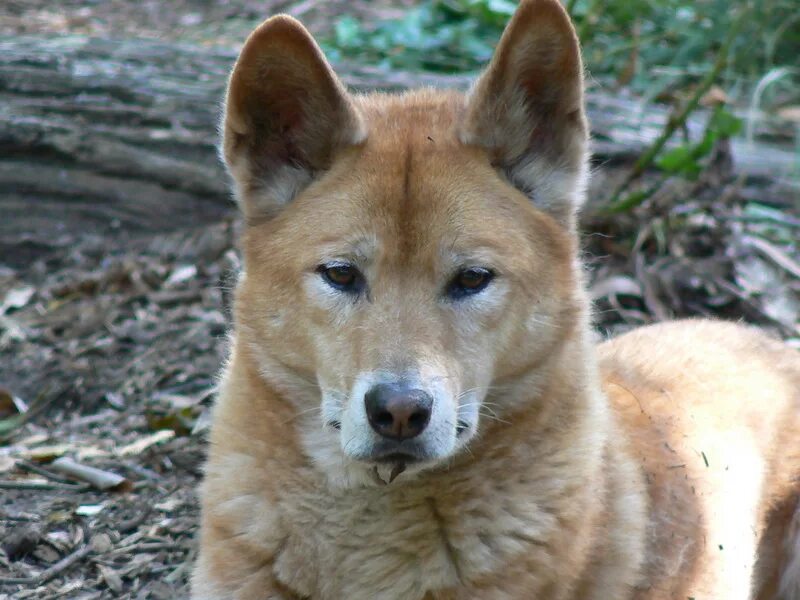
319,263,364,294
459,269,488,289
448,267,494,300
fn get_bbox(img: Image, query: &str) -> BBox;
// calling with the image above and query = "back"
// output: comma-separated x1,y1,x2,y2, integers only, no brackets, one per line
597,320,800,599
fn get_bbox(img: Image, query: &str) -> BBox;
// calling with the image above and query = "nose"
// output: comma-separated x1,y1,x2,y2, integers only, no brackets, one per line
364,383,433,440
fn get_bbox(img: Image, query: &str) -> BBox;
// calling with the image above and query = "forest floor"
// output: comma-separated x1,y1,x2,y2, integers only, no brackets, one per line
0,1,798,598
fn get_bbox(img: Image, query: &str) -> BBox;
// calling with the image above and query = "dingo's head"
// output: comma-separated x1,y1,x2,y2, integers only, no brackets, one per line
223,0,588,487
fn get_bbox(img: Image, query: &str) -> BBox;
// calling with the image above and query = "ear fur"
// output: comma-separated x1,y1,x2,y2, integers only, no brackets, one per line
460,0,589,227
222,15,366,219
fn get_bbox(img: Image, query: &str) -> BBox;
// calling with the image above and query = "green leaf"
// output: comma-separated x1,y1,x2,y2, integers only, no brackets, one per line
656,144,696,173
334,16,362,49
709,107,743,137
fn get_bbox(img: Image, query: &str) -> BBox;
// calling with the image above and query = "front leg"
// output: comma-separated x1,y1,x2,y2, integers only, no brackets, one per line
191,466,306,600
192,526,303,600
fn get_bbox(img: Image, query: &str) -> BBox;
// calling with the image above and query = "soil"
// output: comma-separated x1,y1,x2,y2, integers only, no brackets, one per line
0,2,798,599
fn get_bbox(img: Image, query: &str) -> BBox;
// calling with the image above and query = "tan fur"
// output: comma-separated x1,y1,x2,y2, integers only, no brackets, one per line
192,1,800,598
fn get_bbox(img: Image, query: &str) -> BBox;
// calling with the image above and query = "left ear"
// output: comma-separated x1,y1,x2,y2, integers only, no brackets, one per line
460,0,588,227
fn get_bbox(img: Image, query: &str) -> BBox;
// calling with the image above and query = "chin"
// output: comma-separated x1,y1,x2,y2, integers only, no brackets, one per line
352,437,479,489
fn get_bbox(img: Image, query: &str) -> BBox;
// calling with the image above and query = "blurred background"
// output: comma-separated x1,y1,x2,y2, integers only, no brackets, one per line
0,1,798,597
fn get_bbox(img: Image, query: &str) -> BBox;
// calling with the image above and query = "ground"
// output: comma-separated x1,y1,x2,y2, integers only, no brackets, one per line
0,1,798,598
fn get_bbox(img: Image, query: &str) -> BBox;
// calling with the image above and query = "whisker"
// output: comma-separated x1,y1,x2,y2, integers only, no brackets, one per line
281,405,324,424
478,408,511,425
342,435,359,454
458,400,504,411
528,316,560,329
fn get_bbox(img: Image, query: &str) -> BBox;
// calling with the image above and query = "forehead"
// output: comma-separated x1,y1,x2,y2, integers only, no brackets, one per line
254,90,567,267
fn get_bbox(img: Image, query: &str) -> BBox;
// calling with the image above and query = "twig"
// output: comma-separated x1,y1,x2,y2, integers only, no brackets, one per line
0,543,92,586
0,512,40,522
49,457,131,492
106,541,189,556
116,506,153,534
744,235,800,280
605,8,749,212
0,480,90,491
723,215,800,230
15,459,78,485
713,277,799,338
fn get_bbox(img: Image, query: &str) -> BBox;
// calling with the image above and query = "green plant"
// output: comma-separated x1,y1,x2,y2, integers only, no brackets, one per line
656,106,742,178
323,0,797,214
324,0,799,98
323,2,503,73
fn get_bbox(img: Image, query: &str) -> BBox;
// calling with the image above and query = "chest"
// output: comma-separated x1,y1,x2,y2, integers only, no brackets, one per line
269,485,557,600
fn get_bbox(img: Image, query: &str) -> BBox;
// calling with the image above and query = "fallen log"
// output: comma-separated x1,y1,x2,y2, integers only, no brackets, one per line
0,35,795,263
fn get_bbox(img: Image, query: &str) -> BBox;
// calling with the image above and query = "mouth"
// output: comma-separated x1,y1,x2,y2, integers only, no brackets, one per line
363,440,432,463
364,449,427,485
374,451,417,464
369,456,413,485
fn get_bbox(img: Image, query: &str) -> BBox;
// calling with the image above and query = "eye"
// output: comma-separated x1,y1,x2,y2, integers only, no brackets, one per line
447,267,494,300
318,263,364,294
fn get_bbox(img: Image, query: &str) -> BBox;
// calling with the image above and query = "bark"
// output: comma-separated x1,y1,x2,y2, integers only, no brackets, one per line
0,35,794,257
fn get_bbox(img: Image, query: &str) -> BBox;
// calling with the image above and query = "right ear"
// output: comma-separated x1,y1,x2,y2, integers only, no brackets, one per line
222,15,366,219
460,0,588,228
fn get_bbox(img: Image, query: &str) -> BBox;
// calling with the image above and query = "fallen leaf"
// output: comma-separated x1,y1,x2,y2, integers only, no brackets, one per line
115,429,175,457
44,530,71,551
98,564,124,594
0,454,15,473
22,444,72,462
589,275,643,300
146,406,199,436
700,85,729,107
164,264,197,287
154,498,183,512
1,286,35,314
75,504,106,516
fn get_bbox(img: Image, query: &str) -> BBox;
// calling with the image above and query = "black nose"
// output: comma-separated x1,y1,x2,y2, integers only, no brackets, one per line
364,383,433,440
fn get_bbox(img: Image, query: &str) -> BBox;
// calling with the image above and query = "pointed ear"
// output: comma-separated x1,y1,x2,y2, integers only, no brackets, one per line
460,0,588,227
222,15,366,219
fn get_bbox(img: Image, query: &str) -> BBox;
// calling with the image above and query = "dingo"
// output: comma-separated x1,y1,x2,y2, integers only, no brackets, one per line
192,1,800,598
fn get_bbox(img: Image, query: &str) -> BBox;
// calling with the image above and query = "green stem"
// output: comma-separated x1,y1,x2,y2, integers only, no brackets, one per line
605,7,749,213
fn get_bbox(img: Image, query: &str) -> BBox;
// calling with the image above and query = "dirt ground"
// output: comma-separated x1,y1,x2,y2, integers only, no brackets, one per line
0,2,798,599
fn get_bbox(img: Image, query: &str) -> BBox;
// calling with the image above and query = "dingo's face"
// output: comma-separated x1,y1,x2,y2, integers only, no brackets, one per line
222,0,588,486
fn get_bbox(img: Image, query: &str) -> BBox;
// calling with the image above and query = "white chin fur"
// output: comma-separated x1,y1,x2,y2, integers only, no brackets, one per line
300,425,435,489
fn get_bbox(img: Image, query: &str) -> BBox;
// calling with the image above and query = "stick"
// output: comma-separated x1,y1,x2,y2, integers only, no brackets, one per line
16,459,79,485
0,543,92,586
0,480,90,491
49,457,130,492
106,542,189,556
